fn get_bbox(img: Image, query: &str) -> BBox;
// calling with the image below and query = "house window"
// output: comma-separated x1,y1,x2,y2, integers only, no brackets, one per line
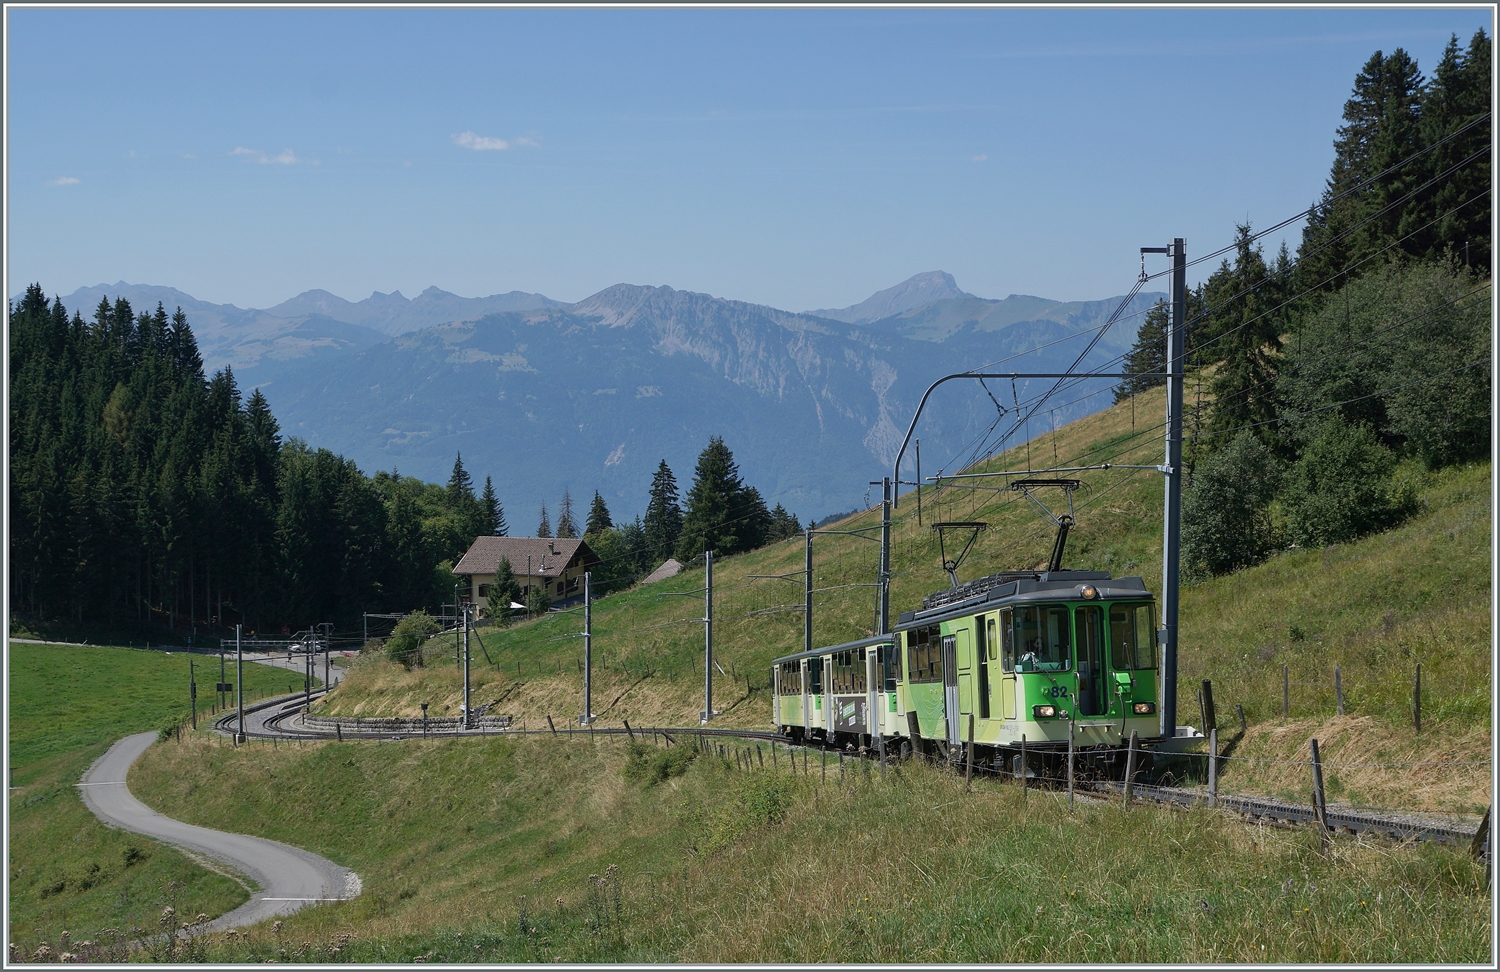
478,584,491,598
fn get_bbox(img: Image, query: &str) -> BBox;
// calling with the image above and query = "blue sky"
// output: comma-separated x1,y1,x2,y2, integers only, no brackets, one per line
6,6,1492,312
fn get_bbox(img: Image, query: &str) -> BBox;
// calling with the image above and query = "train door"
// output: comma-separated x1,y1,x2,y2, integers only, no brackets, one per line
772,665,781,729
941,633,961,747
801,658,811,733
977,614,993,719
1076,606,1107,717
1000,609,1017,719
865,648,880,740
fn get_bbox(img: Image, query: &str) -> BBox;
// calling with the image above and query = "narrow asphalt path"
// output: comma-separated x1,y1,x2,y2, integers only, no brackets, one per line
78,732,361,932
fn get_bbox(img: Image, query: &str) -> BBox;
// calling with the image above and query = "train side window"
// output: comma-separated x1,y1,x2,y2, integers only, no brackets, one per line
1109,603,1157,670
986,616,998,661
1000,610,1014,673
808,659,823,693
854,649,867,694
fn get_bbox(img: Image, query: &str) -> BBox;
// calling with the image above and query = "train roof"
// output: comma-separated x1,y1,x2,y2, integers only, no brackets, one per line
771,633,892,667
897,569,1151,629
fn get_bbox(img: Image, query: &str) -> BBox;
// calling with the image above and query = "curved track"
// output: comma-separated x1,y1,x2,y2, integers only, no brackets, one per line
78,731,361,932
219,701,1484,852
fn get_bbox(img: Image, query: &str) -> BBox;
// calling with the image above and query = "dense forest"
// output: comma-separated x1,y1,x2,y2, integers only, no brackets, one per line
7,290,802,635
1114,32,1491,578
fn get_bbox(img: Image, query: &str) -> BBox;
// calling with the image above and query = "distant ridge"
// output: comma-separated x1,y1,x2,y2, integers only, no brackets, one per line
807,271,975,324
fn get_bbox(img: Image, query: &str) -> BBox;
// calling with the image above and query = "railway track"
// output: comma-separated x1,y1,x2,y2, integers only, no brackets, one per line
212,694,1486,854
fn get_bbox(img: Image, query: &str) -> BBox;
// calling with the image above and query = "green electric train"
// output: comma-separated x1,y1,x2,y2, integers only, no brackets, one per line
771,567,1161,777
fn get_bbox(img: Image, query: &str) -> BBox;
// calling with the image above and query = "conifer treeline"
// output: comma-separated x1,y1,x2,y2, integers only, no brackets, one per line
1110,32,1492,579
9,287,487,633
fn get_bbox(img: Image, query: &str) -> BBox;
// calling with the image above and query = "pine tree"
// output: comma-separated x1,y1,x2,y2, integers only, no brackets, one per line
487,555,521,624
1203,225,1284,447
555,489,578,539
643,459,683,559
585,490,613,537
1422,29,1491,269
481,476,505,535
537,503,552,538
676,437,747,560
1114,300,1168,403
447,452,475,505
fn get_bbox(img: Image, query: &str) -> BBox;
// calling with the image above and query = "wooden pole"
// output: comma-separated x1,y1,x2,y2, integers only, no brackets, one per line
1207,727,1218,808
1310,738,1331,853
1282,664,1289,719
1123,730,1138,806
546,715,556,735
1413,663,1422,733
964,712,975,792
1335,665,1344,716
1237,703,1247,735
1067,720,1075,809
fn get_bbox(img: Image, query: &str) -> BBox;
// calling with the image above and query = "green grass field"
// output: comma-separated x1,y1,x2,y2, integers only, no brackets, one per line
324,386,1490,814
127,731,1490,963
6,643,317,951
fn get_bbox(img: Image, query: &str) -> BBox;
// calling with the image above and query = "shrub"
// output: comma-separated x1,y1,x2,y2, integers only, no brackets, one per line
1282,416,1414,547
385,610,441,670
622,741,696,787
1182,431,1282,580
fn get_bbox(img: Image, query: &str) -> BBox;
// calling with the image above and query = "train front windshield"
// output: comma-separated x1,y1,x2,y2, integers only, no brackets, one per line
1013,605,1071,672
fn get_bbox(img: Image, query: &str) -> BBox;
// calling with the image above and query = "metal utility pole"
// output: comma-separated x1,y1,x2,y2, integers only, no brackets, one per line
304,631,313,711
803,530,814,656
236,624,245,743
701,550,716,724
462,603,472,728
219,649,227,711
1142,238,1187,739
879,476,891,636
189,659,197,730
321,622,331,690
581,571,595,725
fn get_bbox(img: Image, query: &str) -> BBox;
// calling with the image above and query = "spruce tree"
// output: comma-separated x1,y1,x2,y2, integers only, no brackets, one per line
487,555,521,624
1114,300,1168,403
585,490,613,537
676,437,745,560
481,476,505,535
1202,224,1283,447
555,489,578,539
643,459,683,559
537,503,552,538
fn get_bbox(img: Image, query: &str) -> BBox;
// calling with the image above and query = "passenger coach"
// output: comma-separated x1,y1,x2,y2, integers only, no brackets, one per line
772,568,1161,775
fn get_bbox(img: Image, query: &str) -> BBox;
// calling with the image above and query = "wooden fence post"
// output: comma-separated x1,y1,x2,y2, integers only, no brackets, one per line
1413,663,1422,733
1310,738,1331,854
1282,665,1289,719
1207,727,1218,808
546,715,556,735
1067,720,1076,810
1123,730,1138,807
1237,703,1247,735
1335,666,1344,716
965,712,975,792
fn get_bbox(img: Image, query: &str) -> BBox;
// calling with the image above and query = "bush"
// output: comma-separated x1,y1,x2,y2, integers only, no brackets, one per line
526,585,552,618
1182,431,1281,580
1282,416,1414,547
385,610,441,670
622,741,696,787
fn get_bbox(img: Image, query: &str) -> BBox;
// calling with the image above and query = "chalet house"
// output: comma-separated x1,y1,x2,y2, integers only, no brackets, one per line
453,536,600,613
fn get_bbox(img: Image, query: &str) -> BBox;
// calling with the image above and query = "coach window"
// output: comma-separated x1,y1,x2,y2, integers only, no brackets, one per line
808,657,823,694
1109,603,1157,670
1000,610,1015,673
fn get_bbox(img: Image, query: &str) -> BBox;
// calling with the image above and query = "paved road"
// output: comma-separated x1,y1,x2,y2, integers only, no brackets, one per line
78,732,361,931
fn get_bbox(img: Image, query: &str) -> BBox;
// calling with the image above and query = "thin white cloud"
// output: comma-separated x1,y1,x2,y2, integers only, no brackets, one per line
971,154,988,162
45,176,80,186
513,135,541,148
230,146,301,164
453,131,509,151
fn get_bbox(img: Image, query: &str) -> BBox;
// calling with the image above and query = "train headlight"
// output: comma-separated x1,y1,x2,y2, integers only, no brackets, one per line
1033,704,1057,719
1080,585,1098,599
1133,702,1156,715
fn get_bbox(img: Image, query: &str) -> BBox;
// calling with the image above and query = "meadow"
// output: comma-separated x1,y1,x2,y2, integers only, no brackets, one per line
6,643,317,947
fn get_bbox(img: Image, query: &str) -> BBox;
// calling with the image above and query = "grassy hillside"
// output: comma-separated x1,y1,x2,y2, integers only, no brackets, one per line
126,730,1489,963
6,644,316,947
321,387,1490,812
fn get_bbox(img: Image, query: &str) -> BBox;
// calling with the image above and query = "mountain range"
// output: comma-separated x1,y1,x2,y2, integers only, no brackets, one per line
18,275,1164,523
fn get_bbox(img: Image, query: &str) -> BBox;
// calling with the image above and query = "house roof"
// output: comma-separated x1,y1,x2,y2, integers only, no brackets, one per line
641,559,684,585
453,536,599,579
